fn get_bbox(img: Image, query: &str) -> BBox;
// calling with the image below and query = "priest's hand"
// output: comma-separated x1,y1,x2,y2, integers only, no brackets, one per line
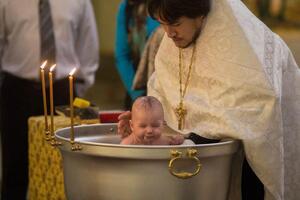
117,111,132,138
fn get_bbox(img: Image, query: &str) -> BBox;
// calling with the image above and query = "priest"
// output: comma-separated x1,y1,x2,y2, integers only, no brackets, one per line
118,0,300,199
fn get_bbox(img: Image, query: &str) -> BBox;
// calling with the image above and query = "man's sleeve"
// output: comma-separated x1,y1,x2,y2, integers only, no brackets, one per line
75,0,99,96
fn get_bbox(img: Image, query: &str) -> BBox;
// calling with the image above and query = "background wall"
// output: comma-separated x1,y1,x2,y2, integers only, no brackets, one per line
92,0,121,55
84,0,126,110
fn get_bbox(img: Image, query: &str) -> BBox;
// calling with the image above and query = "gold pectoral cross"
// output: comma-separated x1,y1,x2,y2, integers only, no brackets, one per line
175,101,187,130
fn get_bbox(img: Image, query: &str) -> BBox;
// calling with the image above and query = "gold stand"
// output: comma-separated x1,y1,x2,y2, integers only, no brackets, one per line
45,128,51,141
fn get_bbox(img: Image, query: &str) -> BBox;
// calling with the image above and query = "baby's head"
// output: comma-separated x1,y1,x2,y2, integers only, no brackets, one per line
130,96,164,144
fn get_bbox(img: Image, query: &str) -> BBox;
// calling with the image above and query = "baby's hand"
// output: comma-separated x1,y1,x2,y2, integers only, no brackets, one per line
169,134,184,145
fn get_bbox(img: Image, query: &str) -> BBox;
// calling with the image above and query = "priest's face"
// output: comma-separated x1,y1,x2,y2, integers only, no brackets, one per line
158,16,204,48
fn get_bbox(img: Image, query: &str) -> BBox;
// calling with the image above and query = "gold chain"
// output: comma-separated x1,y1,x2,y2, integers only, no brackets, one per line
175,45,196,130
179,45,196,100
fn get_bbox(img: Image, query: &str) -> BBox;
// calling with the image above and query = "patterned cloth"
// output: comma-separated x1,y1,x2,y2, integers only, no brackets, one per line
28,115,99,200
28,116,70,200
148,0,300,199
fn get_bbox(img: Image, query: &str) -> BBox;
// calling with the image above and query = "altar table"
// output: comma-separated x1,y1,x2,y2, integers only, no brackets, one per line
28,116,99,200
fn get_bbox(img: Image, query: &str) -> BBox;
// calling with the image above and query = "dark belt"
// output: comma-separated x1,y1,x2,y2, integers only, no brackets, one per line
2,72,68,90
185,132,220,144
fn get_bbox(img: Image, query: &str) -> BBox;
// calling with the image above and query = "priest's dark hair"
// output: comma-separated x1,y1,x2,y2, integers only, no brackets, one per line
147,0,211,24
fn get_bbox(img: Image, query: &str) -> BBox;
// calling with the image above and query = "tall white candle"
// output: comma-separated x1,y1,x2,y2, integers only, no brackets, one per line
69,68,77,143
49,64,56,136
40,61,49,133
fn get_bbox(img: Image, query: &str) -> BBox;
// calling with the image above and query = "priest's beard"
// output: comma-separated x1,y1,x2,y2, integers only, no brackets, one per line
182,26,202,49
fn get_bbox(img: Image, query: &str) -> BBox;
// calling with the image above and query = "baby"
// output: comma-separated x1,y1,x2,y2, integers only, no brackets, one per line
121,96,184,145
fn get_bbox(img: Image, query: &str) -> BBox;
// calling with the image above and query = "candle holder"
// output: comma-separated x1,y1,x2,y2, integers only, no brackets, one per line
49,64,62,146
40,61,51,141
69,68,82,151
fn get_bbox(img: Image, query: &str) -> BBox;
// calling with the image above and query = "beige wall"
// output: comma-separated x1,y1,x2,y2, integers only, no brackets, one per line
92,0,122,55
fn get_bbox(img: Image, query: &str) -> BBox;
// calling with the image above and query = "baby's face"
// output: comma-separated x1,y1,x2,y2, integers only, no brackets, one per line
130,109,164,144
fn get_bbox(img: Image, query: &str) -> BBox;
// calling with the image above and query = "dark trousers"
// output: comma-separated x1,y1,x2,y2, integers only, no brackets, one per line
0,73,70,200
242,158,265,200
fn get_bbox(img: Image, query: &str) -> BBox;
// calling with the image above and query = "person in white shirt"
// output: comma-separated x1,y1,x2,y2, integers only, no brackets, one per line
0,0,99,199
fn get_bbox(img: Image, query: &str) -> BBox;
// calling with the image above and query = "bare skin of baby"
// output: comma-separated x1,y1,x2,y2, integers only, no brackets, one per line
121,96,184,145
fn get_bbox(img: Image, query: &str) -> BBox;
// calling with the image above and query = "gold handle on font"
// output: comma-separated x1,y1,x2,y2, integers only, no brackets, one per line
168,149,201,179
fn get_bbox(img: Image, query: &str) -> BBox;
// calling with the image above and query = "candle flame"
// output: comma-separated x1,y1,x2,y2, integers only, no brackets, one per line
40,60,47,69
69,68,77,76
50,64,56,72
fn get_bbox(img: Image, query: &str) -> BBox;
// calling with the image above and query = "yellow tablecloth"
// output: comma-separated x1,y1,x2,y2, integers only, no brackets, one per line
28,116,71,200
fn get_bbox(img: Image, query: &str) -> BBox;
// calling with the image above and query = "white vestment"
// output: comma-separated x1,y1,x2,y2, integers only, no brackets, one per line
147,0,300,199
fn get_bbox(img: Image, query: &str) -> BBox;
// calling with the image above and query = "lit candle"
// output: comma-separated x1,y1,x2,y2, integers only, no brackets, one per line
40,61,49,136
69,68,77,144
49,64,56,137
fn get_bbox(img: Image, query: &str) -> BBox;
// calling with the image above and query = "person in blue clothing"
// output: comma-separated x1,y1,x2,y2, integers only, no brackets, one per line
115,0,160,109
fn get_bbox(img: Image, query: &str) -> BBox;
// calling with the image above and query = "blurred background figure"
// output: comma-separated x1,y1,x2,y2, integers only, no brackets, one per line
132,26,164,91
254,0,287,20
244,0,298,23
256,0,272,18
0,0,99,199
114,0,159,109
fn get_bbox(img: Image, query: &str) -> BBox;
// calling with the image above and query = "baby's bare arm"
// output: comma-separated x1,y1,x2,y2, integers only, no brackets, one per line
120,135,135,145
157,134,184,145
